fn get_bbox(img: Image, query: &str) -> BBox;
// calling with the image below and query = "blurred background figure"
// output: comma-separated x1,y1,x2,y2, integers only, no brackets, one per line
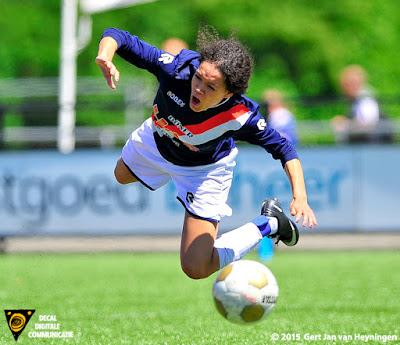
258,89,298,262
332,65,393,144
0,106,4,150
262,89,299,146
161,37,189,55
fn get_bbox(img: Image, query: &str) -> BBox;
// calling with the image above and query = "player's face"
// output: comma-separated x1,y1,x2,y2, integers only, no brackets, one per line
190,61,233,112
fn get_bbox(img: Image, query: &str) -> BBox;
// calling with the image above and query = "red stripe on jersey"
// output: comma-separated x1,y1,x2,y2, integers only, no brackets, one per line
186,104,250,135
152,104,250,139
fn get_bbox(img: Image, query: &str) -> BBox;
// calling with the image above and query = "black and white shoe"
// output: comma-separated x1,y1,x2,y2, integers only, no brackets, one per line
261,198,299,246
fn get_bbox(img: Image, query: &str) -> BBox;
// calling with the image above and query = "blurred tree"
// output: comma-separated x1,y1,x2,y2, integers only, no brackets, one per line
1,0,400,120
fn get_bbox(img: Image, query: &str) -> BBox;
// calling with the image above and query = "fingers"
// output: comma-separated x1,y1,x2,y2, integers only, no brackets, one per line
105,60,119,89
295,212,303,225
291,204,318,229
304,206,318,228
95,57,120,89
114,69,120,83
310,212,318,228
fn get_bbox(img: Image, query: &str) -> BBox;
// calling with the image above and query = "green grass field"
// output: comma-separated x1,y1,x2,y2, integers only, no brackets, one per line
0,250,399,345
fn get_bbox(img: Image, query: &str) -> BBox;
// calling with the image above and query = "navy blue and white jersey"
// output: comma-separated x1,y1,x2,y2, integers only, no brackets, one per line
103,28,298,167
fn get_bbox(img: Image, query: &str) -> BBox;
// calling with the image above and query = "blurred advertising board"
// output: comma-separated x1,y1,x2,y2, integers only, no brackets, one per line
0,146,399,236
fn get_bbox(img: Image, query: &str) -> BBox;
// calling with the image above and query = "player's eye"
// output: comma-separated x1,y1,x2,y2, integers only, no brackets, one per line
208,85,215,91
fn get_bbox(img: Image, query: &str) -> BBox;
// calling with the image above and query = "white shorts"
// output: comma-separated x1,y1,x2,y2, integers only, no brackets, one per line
121,118,238,222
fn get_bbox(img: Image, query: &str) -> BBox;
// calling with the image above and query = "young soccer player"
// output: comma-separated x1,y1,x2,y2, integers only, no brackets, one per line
96,26,318,279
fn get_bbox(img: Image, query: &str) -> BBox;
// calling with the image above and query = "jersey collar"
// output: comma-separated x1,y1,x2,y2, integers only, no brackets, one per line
210,97,232,109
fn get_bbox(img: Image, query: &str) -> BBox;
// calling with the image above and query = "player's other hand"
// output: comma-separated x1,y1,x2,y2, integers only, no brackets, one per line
290,198,318,229
95,57,120,89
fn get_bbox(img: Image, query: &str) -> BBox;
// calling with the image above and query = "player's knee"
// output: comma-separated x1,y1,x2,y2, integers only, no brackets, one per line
181,257,212,280
114,165,136,184
114,157,138,184
114,167,128,184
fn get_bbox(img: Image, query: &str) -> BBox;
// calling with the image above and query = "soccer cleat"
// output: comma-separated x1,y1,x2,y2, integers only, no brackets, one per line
261,198,299,246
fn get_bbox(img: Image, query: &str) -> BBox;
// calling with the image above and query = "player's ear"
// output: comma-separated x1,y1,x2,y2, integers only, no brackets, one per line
225,91,234,98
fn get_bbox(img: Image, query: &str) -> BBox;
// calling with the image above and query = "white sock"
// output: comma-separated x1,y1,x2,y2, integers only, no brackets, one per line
268,217,278,235
215,222,263,270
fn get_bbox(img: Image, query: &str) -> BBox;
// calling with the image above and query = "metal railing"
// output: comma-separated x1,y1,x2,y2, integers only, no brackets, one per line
1,77,399,149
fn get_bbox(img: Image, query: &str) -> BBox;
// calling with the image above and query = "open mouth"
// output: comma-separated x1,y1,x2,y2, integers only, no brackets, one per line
192,96,200,106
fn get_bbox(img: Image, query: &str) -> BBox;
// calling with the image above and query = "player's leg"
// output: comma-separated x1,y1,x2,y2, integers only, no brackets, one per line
180,210,279,279
180,212,220,279
114,156,138,184
173,148,267,279
178,197,298,279
214,199,299,270
173,148,299,279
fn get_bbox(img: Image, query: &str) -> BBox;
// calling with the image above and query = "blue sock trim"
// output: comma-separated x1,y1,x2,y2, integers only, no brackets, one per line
251,215,271,237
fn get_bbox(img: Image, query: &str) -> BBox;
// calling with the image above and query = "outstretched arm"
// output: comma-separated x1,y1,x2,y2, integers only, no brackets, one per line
284,158,318,228
96,37,120,89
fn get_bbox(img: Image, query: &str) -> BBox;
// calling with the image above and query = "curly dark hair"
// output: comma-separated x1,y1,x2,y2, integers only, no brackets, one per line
197,25,253,95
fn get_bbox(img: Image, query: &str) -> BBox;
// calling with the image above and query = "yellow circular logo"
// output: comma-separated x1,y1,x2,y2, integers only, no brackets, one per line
9,313,26,333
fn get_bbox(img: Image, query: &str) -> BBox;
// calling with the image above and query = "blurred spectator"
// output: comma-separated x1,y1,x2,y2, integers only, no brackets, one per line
161,37,189,55
332,65,393,144
0,106,4,150
261,89,298,146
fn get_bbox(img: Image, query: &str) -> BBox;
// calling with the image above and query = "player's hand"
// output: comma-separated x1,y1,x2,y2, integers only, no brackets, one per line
95,57,120,89
290,198,318,229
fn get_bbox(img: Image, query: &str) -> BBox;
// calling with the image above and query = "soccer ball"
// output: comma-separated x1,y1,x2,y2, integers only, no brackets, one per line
212,260,279,324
